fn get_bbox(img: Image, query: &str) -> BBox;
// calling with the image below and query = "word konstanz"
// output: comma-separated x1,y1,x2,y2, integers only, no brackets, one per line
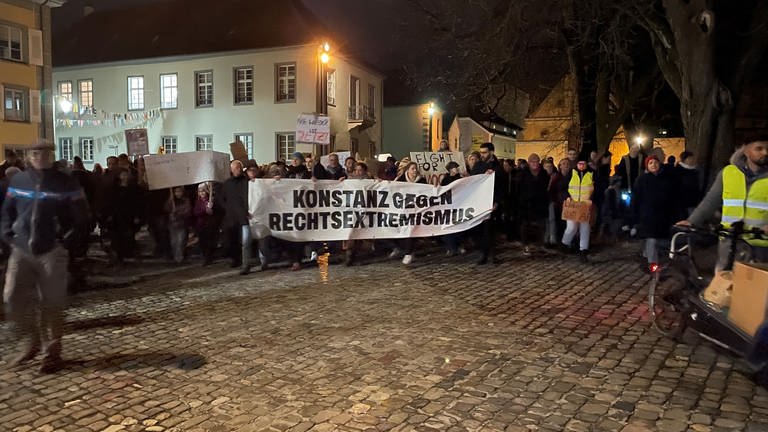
292,189,453,210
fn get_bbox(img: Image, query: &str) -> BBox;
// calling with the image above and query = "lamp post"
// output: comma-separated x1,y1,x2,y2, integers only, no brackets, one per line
317,41,330,116
427,102,435,151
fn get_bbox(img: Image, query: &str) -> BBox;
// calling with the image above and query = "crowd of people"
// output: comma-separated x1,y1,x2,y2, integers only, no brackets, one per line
3,135,766,374
0,139,707,275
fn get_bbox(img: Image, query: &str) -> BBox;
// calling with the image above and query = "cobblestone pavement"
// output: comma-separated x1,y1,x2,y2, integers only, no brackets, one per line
1,242,768,432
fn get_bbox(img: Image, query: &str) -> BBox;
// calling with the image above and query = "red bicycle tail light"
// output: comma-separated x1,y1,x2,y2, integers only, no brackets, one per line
650,263,660,273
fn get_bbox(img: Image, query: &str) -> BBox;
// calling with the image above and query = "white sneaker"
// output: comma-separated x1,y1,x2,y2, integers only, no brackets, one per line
402,254,413,265
389,248,403,259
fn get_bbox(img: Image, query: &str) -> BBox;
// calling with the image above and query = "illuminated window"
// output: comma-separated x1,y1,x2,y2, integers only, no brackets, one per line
160,73,178,109
127,76,144,110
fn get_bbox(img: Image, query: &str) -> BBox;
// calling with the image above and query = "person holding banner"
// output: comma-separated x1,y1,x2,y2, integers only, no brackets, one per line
165,187,192,264
221,160,251,275
391,162,428,265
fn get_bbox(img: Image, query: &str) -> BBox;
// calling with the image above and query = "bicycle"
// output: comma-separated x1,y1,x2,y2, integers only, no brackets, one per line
648,222,758,342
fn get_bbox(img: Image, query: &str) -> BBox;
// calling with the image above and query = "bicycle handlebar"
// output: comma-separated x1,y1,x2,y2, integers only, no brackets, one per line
673,222,765,239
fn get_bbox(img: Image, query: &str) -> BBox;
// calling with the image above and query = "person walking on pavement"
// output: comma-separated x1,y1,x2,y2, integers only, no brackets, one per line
2,141,88,373
221,160,251,275
561,160,594,262
680,134,768,268
471,142,503,264
632,155,681,271
516,153,550,255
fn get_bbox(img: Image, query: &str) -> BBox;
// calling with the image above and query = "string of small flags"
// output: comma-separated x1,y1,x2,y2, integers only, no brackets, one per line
56,107,163,128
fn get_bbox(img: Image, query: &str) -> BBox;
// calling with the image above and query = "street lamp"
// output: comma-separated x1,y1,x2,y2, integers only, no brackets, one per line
634,134,646,147
317,41,331,116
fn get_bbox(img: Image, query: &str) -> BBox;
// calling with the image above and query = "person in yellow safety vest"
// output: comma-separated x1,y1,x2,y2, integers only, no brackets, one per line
561,160,594,262
679,134,768,269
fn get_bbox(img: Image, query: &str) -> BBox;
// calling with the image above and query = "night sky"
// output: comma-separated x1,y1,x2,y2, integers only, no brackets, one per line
53,0,410,71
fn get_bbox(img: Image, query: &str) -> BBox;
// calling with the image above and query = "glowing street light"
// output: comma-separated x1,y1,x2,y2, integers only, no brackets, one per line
634,134,646,146
59,98,73,113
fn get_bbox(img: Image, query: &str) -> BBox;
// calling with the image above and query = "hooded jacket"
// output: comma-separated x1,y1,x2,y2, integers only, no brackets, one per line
1,168,88,255
688,148,768,227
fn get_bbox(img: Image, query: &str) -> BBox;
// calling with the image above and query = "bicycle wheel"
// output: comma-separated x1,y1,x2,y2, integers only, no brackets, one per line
648,268,688,337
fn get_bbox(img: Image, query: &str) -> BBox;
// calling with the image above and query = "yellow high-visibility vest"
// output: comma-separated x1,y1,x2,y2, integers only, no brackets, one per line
722,165,768,247
568,171,594,202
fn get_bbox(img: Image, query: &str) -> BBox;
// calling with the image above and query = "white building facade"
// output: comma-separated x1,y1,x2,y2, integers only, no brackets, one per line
52,44,383,166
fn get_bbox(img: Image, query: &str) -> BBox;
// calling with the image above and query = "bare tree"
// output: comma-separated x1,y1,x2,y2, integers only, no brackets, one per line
634,0,768,181
404,0,664,156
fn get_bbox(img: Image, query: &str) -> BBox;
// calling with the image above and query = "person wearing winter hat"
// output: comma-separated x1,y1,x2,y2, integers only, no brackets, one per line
632,154,682,271
561,160,593,262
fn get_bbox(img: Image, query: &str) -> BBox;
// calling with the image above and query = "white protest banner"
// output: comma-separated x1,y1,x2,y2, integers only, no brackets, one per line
320,151,350,168
296,113,330,145
248,174,494,241
410,151,467,175
144,151,231,190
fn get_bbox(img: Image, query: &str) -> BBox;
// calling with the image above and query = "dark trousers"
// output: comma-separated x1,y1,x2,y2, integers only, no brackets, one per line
196,225,218,262
520,217,547,246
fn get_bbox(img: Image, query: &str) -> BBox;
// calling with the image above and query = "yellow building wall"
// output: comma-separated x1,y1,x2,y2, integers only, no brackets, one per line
608,131,686,173
0,1,41,151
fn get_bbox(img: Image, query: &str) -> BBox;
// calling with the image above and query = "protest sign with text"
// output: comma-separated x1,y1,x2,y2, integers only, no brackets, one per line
410,152,467,176
296,113,330,145
144,151,231,190
248,174,494,241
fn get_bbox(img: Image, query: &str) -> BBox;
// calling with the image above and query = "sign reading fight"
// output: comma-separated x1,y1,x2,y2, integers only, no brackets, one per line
144,151,231,190
410,151,467,175
248,174,494,241
296,113,330,145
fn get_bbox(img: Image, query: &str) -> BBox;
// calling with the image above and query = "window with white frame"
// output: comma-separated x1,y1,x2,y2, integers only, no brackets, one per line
58,81,73,101
234,133,254,159
234,66,253,104
195,135,213,151
195,71,213,107
79,137,94,162
276,133,295,161
327,69,336,106
275,63,296,102
160,73,178,109
162,136,178,154
78,79,93,108
3,86,27,122
59,137,74,161
0,24,23,62
127,76,144,110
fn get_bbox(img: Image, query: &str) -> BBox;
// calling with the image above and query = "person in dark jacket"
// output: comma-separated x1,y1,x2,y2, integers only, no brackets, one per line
106,170,143,266
286,152,312,179
2,141,88,373
548,158,571,244
632,155,682,270
517,153,550,255
193,182,216,265
221,160,251,274
471,142,503,264
674,151,702,217
440,161,466,256
0,150,25,179
312,152,347,180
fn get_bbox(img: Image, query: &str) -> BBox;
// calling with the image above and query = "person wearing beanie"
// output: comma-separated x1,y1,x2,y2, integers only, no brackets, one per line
561,159,593,262
632,154,682,271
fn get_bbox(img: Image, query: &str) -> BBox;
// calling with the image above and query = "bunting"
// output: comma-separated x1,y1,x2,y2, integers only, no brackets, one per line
55,107,164,128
